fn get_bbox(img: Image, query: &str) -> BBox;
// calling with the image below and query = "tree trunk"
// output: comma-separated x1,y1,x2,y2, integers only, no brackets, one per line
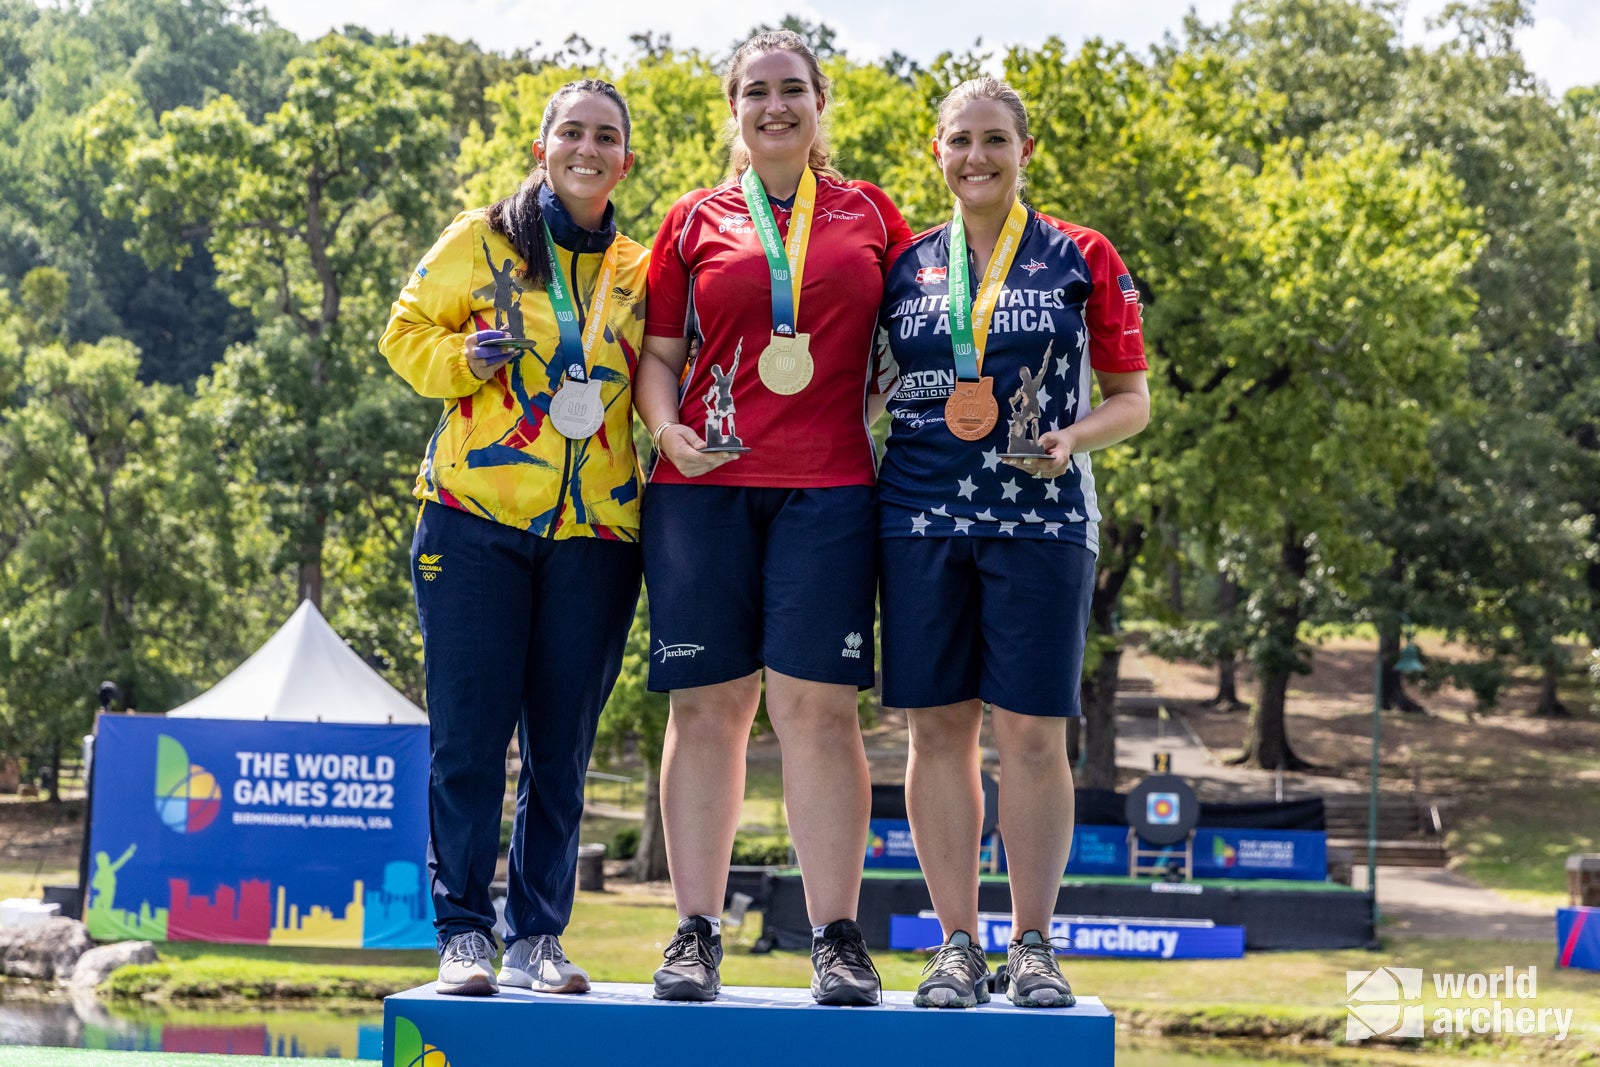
632,760,670,882
1377,622,1424,713
1534,659,1569,717
1078,644,1121,789
1163,517,1184,616
1077,515,1147,789
1233,531,1311,770
1210,573,1247,710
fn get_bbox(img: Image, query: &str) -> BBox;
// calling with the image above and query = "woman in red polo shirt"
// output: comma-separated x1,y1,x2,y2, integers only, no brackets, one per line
634,29,910,1006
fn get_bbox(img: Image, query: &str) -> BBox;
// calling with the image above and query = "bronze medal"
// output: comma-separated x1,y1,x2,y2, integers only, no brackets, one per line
757,332,815,396
945,378,998,441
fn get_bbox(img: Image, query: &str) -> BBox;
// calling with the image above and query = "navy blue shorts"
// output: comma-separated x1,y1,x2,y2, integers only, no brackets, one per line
879,535,1094,717
642,484,877,691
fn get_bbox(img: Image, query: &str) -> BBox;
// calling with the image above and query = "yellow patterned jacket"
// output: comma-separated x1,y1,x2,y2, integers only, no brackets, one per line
381,199,648,540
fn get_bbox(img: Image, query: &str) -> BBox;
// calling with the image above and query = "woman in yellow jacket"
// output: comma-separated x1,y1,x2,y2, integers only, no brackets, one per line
380,79,647,997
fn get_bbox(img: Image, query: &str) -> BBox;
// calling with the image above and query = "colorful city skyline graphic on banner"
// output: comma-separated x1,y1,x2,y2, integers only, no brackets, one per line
87,716,434,949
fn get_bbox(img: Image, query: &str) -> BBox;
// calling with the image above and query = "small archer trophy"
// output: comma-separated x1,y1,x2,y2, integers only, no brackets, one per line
1003,343,1052,458
699,339,751,453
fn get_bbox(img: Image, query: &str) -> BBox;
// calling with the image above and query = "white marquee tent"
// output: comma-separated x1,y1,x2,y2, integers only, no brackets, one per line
166,600,427,725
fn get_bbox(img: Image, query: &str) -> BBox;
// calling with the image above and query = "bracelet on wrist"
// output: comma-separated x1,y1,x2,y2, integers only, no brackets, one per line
651,421,681,450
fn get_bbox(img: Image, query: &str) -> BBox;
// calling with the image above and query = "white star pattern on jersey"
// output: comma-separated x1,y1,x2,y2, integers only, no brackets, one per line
976,509,996,521
1022,510,1043,523
982,448,1001,471
1066,508,1084,522
1036,384,1052,409
1044,522,1062,537
1000,522,1018,536
1000,480,1021,502
911,513,930,535
931,505,950,517
953,517,973,534
1043,481,1061,502
957,476,978,500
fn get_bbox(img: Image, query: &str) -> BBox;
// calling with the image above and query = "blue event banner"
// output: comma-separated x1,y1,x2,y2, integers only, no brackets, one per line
86,714,433,948
866,819,1327,881
1067,824,1327,881
889,911,1246,959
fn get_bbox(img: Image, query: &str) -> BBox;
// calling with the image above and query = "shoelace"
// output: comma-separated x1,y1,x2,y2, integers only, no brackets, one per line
1010,937,1068,980
817,933,881,985
524,933,566,968
662,930,715,967
444,931,494,965
921,940,985,979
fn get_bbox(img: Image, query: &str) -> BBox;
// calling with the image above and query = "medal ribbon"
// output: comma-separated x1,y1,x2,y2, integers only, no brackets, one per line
542,223,619,384
741,167,817,337
947,198,1028,380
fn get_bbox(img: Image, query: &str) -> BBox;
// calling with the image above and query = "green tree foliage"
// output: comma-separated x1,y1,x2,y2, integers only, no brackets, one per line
0,0,297,382
1,3,1591,792
105,36,454,662
0,288,264,787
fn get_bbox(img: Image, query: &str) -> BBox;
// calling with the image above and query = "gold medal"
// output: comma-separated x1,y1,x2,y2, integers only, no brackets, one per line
757,332,815,395
946,377,998,441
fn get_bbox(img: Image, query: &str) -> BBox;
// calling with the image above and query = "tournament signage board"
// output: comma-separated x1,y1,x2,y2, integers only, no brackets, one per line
864,819,921,869
86,714,433,948
888,911,1246,959
1067,825,1328,881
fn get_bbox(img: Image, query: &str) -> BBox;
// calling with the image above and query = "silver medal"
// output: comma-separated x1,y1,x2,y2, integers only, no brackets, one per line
548,378,604,439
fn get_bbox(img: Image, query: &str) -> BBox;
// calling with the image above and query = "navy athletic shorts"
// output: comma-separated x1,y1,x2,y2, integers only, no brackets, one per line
879,535,1094,717
642,483,877,691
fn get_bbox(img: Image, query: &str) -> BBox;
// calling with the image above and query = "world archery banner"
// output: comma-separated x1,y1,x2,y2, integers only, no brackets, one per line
86,715,434,948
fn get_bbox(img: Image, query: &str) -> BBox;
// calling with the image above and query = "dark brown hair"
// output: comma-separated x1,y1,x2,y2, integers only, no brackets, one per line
488,79,631,288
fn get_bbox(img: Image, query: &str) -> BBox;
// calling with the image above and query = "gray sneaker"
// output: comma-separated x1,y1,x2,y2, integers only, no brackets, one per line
437,930,498,996
914,930,991,1008
498,933,590,993
1002,929,1075,1007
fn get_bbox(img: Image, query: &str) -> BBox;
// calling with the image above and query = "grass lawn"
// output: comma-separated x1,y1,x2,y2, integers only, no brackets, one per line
1448,779,1600,907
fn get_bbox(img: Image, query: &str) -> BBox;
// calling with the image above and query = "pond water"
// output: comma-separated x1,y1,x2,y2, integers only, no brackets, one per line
0,996,382,1060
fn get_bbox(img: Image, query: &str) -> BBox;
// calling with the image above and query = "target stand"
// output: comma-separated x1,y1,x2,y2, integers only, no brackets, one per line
384,982,1115,1066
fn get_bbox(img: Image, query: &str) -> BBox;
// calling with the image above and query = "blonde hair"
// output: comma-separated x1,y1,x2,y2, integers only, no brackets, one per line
936,76,1031,142
723,31,842,181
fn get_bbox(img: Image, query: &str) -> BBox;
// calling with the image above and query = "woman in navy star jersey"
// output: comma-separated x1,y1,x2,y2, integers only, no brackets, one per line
875,77,1150,1010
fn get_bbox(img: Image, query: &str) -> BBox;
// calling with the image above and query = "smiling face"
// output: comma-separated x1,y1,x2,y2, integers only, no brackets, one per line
534,91,634,224
934,97,1035,214
730,49,824,171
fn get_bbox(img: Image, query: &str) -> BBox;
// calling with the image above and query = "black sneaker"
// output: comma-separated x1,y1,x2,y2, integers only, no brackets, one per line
913,930,991,1008
1002,929,1075,1007
652,916,722,1001
810,919,882,1006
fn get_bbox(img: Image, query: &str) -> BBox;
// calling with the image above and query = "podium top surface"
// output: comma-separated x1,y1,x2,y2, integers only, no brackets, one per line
386,982,1117,1066
389,981,1111,1017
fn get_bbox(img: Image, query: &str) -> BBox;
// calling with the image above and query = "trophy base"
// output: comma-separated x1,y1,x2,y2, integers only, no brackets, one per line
1001,451,1048,460
698,444,751,454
